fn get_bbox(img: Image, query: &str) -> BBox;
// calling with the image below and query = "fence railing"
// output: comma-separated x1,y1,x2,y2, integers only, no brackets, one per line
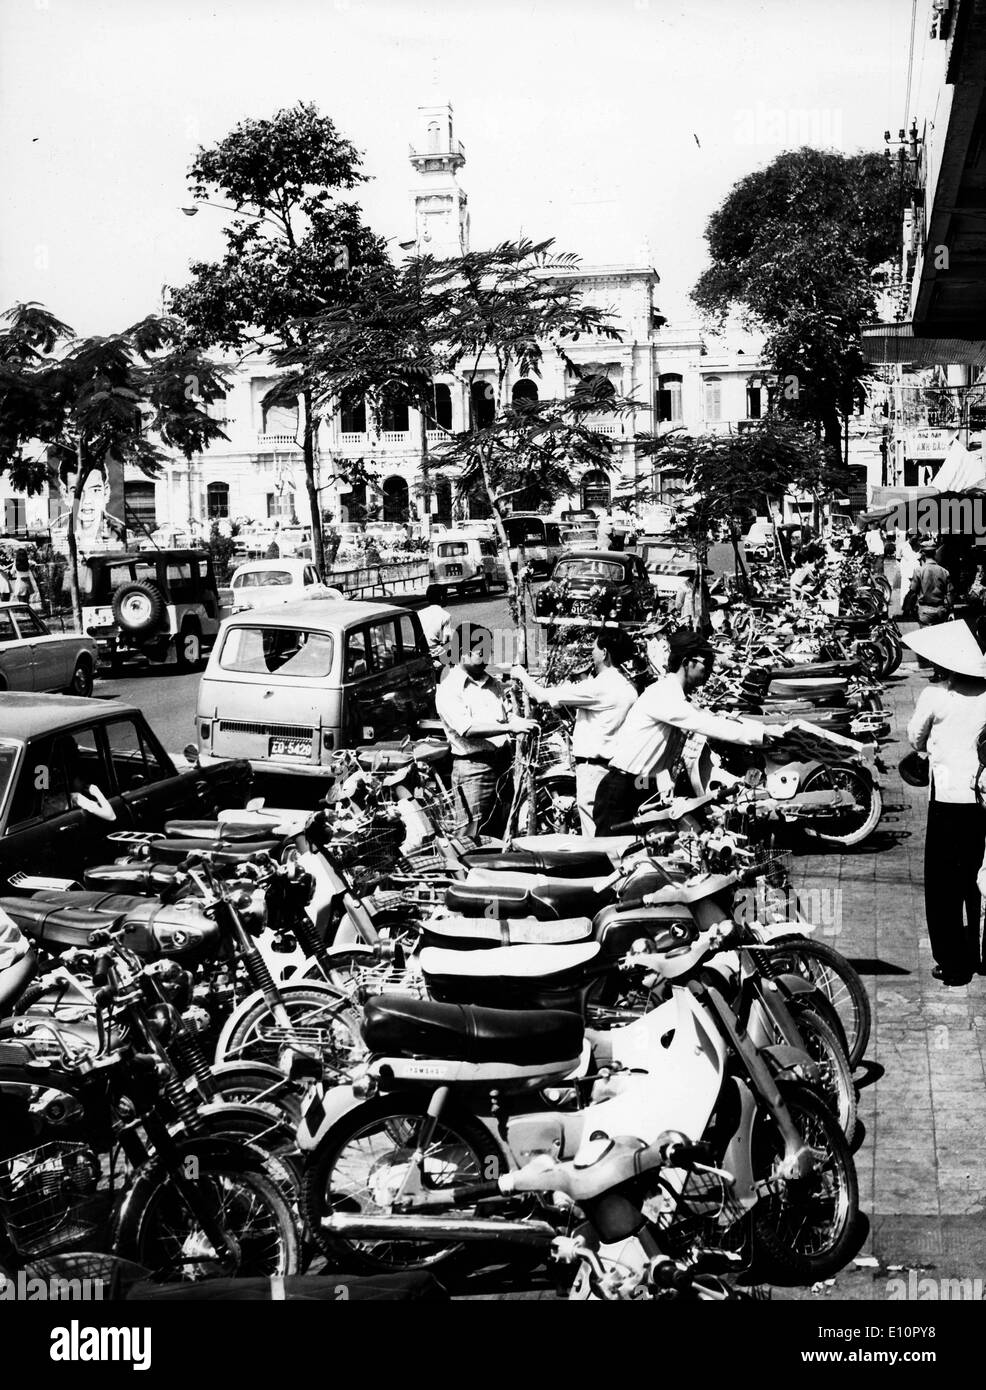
324,558,430,600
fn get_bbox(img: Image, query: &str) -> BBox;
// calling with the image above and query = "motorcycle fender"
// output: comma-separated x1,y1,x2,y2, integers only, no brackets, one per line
765,972,816,1001
296,1082,364,1152
719,1077,761,1213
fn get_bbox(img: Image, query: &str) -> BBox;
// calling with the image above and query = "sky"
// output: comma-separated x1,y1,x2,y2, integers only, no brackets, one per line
0,0,942,337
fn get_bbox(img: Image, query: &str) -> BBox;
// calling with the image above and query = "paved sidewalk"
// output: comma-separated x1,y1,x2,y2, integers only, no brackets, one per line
777,644,986,1301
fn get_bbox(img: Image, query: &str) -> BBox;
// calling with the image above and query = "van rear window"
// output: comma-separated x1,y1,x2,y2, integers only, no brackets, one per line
437,543,468,557
219,626,334,677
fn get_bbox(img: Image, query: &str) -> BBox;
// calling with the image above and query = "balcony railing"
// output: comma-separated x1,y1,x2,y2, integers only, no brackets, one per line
257,433,299,448
339,432,366,447
379,431,410,445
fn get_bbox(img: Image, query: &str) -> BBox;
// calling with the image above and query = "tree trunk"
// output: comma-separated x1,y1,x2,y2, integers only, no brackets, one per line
418,406,432,541
302,387,325,575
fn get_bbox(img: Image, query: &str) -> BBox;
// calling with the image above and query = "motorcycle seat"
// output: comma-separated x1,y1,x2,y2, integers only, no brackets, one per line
163,820,276,843
0,946,37,1013
149,837,283,864
361,993,583,1067
420,941,599,984
355,740,449,772
509,833,634,856
446,877,611,921
459,848,617,878
423,915,594,949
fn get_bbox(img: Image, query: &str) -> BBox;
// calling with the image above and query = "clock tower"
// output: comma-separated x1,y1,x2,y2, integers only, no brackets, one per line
409,98,469,258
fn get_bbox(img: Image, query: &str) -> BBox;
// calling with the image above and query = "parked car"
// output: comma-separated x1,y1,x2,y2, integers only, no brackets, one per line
502,514,565,577
637,538,696,603
429,532,507,596
0,694,251,889
79,549,221,675
0,604,97,697
742,519,777,561
195,599,437,776
224,559,343,616
535,551,657,622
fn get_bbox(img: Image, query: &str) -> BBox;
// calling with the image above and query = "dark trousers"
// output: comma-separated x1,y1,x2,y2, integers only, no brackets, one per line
593,768,651,834
924,794,986,976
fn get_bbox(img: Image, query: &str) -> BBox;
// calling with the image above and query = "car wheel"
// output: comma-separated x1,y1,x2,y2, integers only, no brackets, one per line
176,625,203,672
66,658,94,698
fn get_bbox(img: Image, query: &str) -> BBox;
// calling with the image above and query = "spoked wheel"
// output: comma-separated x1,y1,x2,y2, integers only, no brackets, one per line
785,1004,857,1144
751,1084,858,1282
800,765,882,848
216,984,364,1076
116,1148,300,1280
302,1096,505,1277
758,935,871,1069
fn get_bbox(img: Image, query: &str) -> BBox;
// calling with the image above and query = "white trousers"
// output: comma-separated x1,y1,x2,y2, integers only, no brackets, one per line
575,762,608,836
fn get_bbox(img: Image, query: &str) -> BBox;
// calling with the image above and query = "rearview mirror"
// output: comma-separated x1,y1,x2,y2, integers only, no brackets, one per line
183,743,200,767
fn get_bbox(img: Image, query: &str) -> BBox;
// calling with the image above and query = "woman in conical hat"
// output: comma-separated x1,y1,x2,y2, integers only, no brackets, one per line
905,620,986,985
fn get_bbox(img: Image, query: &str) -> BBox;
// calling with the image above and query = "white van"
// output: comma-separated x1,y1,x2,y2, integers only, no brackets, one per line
430,533,507,596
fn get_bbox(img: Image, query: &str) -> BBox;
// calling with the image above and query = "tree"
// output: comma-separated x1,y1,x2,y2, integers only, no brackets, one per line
167,103,391,573
280,239,630,601
636,416,848,613
692,148,899,457
0,302,228,628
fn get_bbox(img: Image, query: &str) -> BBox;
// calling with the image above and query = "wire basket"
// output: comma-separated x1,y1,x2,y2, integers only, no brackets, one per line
416,783,473,838
750,845,794,888
648,1168,749,1263
0,1143,105,1258
330,824,406,889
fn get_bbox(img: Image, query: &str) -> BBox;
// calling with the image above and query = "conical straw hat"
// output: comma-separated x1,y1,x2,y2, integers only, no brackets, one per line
902,619,986,678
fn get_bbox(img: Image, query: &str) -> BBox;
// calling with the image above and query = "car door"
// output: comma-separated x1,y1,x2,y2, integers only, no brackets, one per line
101,714,217,829
0,608,32,691
10,606,66,691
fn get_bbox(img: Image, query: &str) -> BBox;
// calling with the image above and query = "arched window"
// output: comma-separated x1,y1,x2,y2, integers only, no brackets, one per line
703,376,722,422
430,383,452,431
124,481,156,532
434,476,453,524
381,394,409,433
207,482,229,520
470,379,495,429
383,475,410,523
512,379,539,407
746,377,763,420
428,120,442,153
340,390,366,434
574,374,616,404
657,373,683,423
580,470,611,512
341,481,367,524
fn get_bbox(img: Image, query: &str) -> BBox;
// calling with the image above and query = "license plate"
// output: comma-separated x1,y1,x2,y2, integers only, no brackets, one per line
570,600,593,616
269,736,312,759
443,565,462,577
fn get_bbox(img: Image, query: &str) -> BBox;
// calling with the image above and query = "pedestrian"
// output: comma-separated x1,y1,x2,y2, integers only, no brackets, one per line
592,629,788,833
904,620,986,985
511,628,638,834
865,524,887,576
435,622,537,840
11,548,39,607
906,541,953,668
419,585,452,673
896,530,921,604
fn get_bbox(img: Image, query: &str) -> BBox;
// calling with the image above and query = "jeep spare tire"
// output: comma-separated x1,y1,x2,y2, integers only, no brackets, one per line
112,580,166,636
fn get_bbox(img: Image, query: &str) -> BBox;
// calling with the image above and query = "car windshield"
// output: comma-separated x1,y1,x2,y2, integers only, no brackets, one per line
233,570,294,588
219,626,334,677
554,559,625,582
0,741,20,819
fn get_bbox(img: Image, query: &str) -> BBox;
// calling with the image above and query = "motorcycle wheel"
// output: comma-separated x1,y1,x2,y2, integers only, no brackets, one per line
784,1005,857,1145
759,936,871,1070
194,1101,304,1200
301,1095,506,1278
800,765,882,848
750,1083,858,1282
215,984,364,1077
116,1147,300,1280
204,1061,304,1125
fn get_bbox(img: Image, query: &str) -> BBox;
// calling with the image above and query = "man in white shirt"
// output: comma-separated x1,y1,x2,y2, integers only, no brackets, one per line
512,628,638,833
419,586,452,671
865,525,886,576
593,630,787,833
435,623,537,840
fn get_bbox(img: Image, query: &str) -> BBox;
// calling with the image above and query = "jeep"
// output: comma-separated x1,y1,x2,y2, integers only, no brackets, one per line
79,549,221,675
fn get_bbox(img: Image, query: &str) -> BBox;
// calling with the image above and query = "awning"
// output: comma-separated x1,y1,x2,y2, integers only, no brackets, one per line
862,322,986,368
929,436,986,492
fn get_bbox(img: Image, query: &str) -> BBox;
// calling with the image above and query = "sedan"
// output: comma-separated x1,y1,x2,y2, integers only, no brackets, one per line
535,551,658,622
0,604,98,697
